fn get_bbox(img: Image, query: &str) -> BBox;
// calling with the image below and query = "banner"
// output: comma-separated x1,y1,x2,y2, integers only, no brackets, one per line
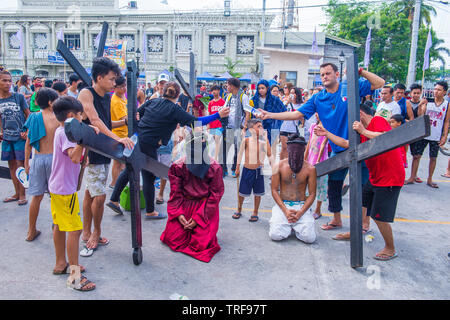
103,39,127,71
48,51,65,64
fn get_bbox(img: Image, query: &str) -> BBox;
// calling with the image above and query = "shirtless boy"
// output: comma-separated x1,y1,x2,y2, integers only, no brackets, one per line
269,134,317,243
233,119,272,222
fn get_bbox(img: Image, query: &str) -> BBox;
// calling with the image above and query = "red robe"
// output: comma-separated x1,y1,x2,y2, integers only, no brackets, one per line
160,158,224,263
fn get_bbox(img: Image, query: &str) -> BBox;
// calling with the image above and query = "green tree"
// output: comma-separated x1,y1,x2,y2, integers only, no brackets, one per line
323,0,448,83
223,57,243,78
392,0,437,26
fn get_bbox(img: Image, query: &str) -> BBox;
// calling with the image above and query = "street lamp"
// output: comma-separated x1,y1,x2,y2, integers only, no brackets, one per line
339,50,345,82
136,48,141,77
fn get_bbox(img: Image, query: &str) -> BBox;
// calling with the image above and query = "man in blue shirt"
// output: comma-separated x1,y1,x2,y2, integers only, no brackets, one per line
393,83,414,121
259,62,385,231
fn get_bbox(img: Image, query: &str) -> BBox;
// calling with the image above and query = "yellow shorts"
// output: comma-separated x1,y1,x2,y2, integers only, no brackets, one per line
50,193,83,232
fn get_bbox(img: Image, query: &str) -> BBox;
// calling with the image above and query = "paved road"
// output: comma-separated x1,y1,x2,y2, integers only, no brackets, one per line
0,151,449,300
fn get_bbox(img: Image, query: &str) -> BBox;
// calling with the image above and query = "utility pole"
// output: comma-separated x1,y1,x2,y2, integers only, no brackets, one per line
406,0,422,88
259,0,266,78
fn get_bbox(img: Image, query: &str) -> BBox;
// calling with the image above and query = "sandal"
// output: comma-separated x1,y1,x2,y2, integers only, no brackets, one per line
3,196,19,203
67,275,96,291
414,177,423,183
18,199,28,206
53,263,86,275
232,212,242,219
249,215,259,222
313,213,322,220
427,182,439,189
155,197,164,204
321,222,342,230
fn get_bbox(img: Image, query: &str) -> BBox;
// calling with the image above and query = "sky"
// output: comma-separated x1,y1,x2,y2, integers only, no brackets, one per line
2,0,449,67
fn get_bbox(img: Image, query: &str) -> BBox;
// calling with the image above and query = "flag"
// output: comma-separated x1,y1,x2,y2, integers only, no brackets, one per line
15,29,24,59
57,27,64,41
311,26,320,68
94,33,101,48
423,29,432,71
141,32,147,64
364,28,372,69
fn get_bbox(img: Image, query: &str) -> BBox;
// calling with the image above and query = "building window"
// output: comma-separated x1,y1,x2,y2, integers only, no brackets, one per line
64,34,81,50
279,71,297,87
237,36,254,55
176,35,192,53
119,34,135,52
209,35,226,55
33,33,48,50
147,35,164,53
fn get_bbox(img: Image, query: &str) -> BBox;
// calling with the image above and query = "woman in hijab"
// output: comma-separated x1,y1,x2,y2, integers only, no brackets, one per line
251,79,286,144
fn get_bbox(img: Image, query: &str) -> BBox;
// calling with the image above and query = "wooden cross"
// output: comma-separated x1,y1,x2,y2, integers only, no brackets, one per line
315,50,430,268
174,51,196,103
56,26,170,265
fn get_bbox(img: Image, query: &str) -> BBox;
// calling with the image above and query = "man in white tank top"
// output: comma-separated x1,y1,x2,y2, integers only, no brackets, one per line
407,81,450,188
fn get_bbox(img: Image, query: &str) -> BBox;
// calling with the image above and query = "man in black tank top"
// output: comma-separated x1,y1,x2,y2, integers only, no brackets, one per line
77,57,134,254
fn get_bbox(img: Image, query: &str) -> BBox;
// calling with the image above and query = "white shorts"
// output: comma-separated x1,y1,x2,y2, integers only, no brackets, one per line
269,201,316,244
85,164,110,197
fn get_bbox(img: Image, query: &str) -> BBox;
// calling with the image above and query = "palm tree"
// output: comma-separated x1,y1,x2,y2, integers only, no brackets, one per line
393,0,437,26
224,57,243,78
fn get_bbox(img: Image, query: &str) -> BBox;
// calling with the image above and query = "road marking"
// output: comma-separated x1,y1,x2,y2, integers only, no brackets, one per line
221,207,450,225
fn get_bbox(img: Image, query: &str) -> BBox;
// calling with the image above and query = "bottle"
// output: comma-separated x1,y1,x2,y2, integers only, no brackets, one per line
243,104,262,117
123,132,138,157
340,75,347,100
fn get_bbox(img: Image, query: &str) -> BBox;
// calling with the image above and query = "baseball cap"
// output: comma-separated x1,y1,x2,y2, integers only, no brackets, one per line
158,73,170,83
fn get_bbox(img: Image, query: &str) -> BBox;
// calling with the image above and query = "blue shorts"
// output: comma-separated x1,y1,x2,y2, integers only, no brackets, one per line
209,128,223,136
1,139,26,161
239,167,265,197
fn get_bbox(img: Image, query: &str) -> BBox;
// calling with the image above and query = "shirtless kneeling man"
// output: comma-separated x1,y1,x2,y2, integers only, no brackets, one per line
269,134,317,243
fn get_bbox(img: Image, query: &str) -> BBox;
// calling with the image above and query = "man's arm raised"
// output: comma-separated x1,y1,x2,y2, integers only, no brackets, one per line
78,89,134,150
360,69,385,90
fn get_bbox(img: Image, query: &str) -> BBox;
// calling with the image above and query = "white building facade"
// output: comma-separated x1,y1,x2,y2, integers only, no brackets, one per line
0,0,273,82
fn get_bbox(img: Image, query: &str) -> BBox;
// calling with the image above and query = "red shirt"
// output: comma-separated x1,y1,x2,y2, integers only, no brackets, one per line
208,98,225,129
360,116,405,187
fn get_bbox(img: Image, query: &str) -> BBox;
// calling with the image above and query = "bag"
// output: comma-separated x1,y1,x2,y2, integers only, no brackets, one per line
119,185,146,211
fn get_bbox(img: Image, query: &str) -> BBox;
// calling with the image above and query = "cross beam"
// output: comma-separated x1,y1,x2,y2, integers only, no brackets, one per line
314,50,431,268
174,51,196,103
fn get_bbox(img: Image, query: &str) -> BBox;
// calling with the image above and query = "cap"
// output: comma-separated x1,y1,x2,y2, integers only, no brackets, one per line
158,73,170,83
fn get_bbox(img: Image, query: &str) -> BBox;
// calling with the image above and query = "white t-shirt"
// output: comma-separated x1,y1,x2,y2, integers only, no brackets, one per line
377,100,401,116
425,100,449,142
226,93,250,129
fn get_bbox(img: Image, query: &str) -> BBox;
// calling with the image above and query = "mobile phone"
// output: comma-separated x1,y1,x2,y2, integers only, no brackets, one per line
426,96,434,103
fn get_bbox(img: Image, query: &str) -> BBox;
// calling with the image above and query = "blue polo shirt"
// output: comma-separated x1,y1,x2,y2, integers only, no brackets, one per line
298,79,372,153
396,97,407,120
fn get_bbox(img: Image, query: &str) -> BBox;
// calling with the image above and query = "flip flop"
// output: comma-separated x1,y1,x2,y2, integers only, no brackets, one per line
145,212,167,219
427,182,439,189
441,174,450,178
18,199,28,206
98,237,109,246
80,246,96,257
321,222,342,230
53,263,86,275
313,213,322,220
415,177,423,183
332,233,350,241
374,253,398,261
25,230,41,242
3,196,19,203
249,215,259,222
155,197,164,204
404,180,414,185
106,201,123,215
232,212,242,219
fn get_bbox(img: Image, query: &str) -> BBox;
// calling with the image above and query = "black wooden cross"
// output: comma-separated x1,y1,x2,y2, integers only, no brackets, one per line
315,50,430,268
174,51,196,103
55,25,170,265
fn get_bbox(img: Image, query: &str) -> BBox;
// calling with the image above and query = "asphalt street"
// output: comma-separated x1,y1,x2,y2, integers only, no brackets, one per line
0,150,449,300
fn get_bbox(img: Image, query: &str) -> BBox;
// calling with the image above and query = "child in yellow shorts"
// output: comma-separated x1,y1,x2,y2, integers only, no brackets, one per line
48,96,98,291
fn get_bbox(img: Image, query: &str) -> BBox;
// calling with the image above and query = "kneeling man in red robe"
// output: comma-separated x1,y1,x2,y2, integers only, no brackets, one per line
160,132,224,262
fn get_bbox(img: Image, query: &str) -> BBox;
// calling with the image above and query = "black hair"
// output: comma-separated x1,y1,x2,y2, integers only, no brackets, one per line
162,82,181,100
35,88,59,110
393,83,406,92
247,118,262,128
91,57,121,84
382,85,394,94
77,81,89,91
68,73,80,85
287,133,307,145
292,87,303,104
360,103,375,116
44,80,53,88
210,85,220,92
115,75,126,87
227,78,240,89
436,81,449,92
52,96,84,122
270,84,280,92
52,81,67,93
320,62,338,73
390,114,404,123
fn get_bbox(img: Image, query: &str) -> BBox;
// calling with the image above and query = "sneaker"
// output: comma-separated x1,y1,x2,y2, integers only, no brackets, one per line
231,171,236,178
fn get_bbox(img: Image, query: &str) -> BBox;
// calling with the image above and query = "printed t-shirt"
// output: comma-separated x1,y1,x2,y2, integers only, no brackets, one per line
208,99,225,129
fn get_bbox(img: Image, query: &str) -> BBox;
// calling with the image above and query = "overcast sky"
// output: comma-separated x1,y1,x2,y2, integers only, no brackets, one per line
2,0,449,66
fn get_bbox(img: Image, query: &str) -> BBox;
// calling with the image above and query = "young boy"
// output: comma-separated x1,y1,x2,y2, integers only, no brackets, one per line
24,88,60,241
233,119,272,222
49,96,97,291
0,70,30,206
207,85,225,161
